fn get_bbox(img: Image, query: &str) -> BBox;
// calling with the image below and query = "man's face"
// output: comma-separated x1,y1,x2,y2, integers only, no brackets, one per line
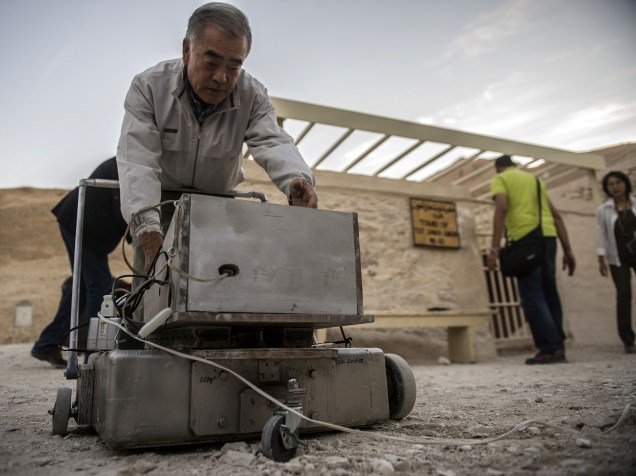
183,25,248,105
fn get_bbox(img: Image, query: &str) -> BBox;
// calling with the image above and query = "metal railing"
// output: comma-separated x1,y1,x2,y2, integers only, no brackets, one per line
482,253,533,347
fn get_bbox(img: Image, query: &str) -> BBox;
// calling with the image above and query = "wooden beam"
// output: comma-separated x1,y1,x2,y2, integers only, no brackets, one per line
427,149,484,182
402,145,454,180
343,135,389,172
272,97,606,170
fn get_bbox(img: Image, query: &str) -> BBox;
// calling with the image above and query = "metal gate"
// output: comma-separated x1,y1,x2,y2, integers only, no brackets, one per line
482,253,533,347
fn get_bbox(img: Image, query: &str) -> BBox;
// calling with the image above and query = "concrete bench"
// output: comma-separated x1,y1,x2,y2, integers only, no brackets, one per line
317,310,492,364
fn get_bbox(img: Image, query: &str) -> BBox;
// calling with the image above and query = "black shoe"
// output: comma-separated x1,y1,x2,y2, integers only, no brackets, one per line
31,348,67,368
525,350,567,365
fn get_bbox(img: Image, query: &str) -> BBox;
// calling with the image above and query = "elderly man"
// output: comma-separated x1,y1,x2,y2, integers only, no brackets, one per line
487,154,576,365
117,2,317,273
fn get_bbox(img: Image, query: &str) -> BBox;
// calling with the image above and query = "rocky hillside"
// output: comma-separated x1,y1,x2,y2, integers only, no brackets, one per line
0,187,130,344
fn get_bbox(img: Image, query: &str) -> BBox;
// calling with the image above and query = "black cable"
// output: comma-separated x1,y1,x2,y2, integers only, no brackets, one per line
58,321,91,353
150,250,171,285
324,326,353,347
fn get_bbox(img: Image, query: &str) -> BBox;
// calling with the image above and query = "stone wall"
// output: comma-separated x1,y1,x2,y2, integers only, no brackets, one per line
238,161,496,360
240,159,632,352
239,161,491,316
6,155,630,355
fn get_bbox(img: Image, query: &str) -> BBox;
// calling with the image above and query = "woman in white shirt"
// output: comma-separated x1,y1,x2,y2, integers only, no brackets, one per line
596,171,636,354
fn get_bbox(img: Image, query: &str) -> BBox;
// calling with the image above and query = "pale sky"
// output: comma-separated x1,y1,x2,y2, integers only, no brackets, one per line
1,0,634,188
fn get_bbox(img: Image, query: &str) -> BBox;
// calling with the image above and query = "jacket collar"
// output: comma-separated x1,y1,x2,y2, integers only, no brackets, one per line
601,195,636,209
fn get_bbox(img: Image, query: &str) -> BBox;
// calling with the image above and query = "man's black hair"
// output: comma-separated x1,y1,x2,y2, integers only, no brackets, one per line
494,154,516,168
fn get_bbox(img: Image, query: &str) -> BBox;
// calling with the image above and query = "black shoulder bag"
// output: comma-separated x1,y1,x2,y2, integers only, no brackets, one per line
499,177,545,277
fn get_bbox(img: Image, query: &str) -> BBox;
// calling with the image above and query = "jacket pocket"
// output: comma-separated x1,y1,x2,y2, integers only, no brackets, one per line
160,129,181,151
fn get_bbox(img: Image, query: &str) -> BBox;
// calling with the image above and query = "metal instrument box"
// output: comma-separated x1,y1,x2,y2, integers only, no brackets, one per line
144,193,363,324
55,191,415,459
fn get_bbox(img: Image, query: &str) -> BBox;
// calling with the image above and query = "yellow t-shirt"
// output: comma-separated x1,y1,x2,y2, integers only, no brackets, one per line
490,167,556,241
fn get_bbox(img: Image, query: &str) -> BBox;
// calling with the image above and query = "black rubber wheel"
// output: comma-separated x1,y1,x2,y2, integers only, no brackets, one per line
385,353,417,420
52,387,72,436
261,414,298,462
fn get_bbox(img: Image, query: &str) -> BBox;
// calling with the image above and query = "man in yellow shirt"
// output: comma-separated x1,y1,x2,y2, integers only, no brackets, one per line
487,155,576,364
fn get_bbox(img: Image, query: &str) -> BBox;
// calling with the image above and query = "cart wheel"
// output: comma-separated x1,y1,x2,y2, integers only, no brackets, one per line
261,414,298,462
52,387,72,436
385,354,416,420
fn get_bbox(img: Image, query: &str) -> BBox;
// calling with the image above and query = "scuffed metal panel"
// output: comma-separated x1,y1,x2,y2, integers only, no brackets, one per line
145,193,364,320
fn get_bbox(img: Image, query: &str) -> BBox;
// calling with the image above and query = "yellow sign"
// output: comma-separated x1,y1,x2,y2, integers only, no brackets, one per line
409,198,460,249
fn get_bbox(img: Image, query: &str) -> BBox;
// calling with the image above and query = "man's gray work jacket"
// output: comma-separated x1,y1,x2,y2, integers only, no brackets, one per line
117,58,315,237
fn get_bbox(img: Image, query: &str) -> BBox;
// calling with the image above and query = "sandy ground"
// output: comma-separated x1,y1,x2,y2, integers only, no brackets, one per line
2,187,635,475
0,187,135,347
1,343,634,476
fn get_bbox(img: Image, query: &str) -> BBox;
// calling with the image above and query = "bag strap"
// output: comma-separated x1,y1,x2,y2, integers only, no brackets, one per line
536,176,542,230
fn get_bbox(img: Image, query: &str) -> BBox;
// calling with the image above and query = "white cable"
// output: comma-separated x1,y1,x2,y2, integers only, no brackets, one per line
166,260,230,283
138,308,174,339
96,314,633,447
124,199,231,284
114,198,634,444
122,200,178,276
115,198,230,331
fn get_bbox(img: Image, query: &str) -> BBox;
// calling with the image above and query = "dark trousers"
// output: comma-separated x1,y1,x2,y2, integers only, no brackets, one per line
516,237,566,354
609,262,636,347
33,225,113,351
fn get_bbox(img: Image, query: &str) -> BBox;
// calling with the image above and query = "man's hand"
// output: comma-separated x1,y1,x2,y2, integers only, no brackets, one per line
138,231,163,274
289,178,318,208
562,250,576,276
550,200,575,276
487,249,498,271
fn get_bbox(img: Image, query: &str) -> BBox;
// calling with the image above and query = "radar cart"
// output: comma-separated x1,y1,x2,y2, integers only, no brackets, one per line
51,180,416,462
